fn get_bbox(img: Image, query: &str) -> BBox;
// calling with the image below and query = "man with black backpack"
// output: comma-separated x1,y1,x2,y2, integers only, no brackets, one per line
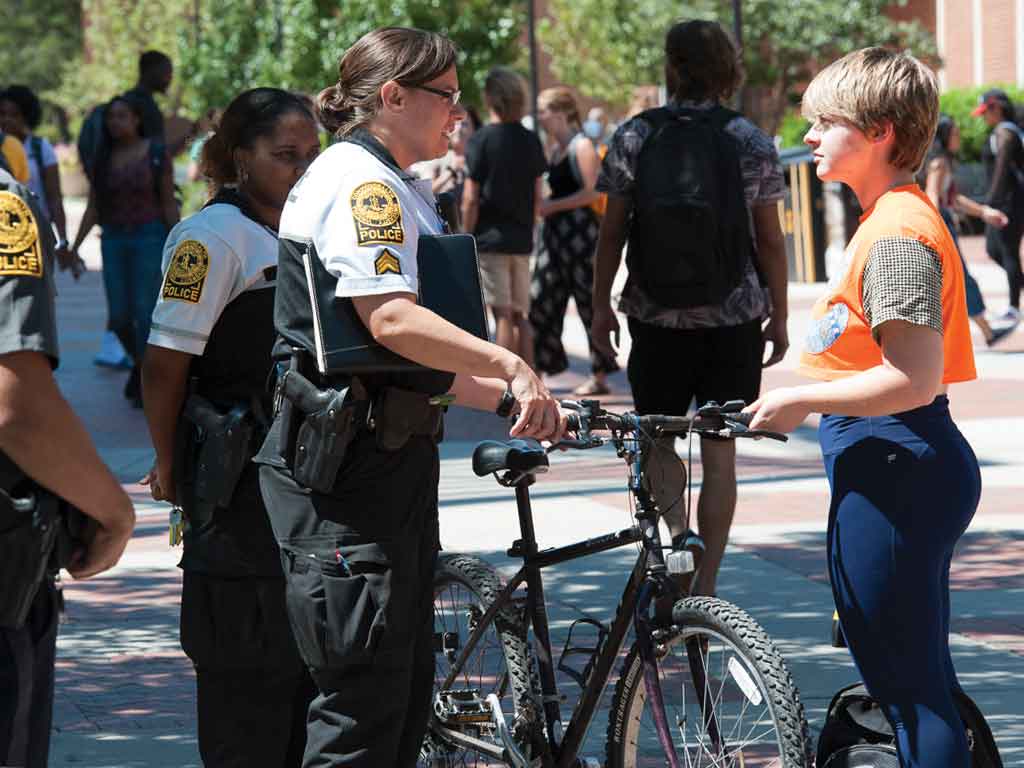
592,19,789,599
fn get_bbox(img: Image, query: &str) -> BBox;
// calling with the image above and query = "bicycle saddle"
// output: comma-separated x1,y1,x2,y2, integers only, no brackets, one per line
472,439,549,477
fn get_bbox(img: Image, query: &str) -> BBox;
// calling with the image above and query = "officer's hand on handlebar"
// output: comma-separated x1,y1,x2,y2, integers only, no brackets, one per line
743,387,811,433
507,362,565,442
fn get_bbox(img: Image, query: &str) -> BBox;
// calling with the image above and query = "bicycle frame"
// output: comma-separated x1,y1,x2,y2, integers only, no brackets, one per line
437,437,684,768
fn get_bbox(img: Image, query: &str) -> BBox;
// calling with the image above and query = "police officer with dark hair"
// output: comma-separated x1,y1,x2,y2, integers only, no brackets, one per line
258,26,566,767
0,167,135,767
141,88,320,767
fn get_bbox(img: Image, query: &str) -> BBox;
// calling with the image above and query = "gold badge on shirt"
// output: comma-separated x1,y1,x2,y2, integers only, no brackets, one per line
374,248,402,276
350,181,404,246
162,239,210,303
0,191,43,278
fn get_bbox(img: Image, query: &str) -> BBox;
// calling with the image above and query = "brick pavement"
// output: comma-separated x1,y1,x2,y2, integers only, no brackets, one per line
45,217,1024,766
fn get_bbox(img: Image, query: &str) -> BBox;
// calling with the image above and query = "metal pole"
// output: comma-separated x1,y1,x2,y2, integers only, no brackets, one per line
527,0,540,132
732,0,744,112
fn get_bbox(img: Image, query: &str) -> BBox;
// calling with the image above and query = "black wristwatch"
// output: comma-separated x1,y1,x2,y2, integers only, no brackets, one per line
495,386,516,419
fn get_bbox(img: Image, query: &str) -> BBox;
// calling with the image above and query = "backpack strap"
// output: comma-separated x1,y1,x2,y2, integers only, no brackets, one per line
28,136,44,174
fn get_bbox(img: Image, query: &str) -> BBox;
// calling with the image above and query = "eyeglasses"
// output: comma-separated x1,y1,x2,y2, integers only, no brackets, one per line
414,85,461,107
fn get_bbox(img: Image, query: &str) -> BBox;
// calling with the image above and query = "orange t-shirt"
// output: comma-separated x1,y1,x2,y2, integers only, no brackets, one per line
799,185,976,384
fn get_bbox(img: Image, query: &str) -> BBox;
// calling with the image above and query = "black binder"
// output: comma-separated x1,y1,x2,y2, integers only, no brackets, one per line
304,234,489,374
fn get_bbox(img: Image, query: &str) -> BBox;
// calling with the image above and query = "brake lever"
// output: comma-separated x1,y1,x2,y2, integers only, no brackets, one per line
546,436,604,452
730,428,789,442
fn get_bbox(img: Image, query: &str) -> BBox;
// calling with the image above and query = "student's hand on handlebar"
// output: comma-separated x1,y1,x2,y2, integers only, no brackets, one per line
743,388,810,433
507,362,565,442
591,302,620,359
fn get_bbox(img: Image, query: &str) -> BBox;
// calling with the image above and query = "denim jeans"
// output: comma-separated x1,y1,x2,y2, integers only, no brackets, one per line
100,219,168,359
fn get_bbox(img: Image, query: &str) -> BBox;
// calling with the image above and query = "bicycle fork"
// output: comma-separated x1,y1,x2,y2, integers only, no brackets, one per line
635,580,683,768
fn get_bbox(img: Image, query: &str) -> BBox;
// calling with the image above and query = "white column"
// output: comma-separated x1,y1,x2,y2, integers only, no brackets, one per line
936,0,947,90
1017,0,1024,85
972,0,984,85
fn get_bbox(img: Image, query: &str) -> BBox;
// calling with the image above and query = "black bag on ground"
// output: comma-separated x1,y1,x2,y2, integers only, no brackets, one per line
817,682,1003,768
627,105,753,309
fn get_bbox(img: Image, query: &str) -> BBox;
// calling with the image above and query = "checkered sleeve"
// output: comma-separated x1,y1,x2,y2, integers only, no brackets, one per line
596,117,650,197
861,236,943,343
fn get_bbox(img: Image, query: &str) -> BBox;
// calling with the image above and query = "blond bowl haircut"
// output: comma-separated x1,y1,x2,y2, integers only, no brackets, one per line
801,47,939,173
484,67,528,123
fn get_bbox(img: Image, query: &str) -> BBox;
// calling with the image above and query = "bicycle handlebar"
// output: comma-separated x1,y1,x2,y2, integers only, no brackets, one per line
560,400,786,443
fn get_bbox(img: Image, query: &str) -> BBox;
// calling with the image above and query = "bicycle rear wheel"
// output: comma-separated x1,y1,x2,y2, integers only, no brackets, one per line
420,553,539,767
605,597,812,768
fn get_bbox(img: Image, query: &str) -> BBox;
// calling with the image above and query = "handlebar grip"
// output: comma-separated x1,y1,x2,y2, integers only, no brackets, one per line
725,412,754,426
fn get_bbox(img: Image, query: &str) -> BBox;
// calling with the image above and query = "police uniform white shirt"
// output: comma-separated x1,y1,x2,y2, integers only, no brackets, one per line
150,202,277,356
279,141,445,299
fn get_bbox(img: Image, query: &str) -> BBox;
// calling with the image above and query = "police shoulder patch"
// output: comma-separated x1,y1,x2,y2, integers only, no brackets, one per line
374,248,402,276
0,191,43,278
350,181,404,247
162,239,210,304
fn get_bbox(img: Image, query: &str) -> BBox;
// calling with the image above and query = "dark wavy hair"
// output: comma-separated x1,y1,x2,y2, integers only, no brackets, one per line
200,88,314,189
664,20,744,103
93,96,147,222
317,27,458,137
0,85,43,130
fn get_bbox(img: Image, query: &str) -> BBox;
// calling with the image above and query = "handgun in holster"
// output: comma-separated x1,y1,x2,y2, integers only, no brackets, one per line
279,369,365,494
176,394,257,528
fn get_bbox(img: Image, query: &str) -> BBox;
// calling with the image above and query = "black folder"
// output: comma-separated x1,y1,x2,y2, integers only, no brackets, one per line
304,234,489,374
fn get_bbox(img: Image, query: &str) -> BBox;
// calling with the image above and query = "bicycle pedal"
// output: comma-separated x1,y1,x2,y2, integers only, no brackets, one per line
435,689,493,725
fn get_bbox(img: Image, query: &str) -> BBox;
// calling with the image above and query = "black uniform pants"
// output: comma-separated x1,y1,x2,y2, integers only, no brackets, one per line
0,580,57,768
259,431,440,768
180,571,316,768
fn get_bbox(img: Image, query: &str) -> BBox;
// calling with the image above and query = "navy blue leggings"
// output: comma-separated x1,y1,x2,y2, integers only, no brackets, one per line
820,396,981,768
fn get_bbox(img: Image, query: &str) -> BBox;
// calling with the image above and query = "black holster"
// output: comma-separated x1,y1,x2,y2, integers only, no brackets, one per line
0,482,60,628
278,370,366,494
175,394,259,528
371,386,444,452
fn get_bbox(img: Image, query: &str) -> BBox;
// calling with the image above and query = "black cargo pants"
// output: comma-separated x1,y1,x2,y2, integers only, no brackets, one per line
259,430,440,768
0,580,57,768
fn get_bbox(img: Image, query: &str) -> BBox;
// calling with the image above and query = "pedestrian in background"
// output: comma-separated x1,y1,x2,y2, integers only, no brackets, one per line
69,95,178,407
919,113,1016,346
973,88,1024,322
0,86,74,276
592,20,789,599
463,67,547,367
142,88,319,768
532,86,619,395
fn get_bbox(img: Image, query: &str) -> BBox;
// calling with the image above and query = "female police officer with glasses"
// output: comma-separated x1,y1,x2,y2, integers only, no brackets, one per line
255,27,565,768
141,88,320,767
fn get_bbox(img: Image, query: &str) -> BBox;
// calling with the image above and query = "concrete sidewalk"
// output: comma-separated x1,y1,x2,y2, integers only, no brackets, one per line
46,215,1024,766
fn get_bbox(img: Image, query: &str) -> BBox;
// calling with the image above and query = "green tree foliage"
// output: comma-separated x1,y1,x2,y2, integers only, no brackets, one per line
177,0,527,116
49,0,189,122
0,0,83,96
539,0,936,134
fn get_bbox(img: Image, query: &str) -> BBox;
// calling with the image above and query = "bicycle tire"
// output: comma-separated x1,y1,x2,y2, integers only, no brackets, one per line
420,553,539,766
605,596,812,768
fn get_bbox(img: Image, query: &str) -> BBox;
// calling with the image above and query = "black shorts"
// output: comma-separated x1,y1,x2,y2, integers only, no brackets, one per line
626,317,764,416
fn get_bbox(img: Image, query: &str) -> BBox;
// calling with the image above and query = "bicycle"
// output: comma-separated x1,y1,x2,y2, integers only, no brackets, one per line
421,398,813,768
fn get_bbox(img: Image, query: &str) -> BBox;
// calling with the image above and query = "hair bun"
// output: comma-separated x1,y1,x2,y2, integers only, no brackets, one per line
317,83,354,135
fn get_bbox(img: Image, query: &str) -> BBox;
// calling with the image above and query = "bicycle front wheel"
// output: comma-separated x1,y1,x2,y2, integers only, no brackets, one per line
606,597,812,768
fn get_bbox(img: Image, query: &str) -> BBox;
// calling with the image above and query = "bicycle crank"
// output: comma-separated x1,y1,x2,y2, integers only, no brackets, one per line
486,693,529,768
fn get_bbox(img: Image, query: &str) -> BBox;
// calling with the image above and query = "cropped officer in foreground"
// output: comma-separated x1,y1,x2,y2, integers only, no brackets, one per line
256,26,566,767
0,167,135,767
142,88,320,767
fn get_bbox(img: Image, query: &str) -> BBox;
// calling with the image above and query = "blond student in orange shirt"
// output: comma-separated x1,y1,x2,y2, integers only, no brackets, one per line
745,49,980,768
